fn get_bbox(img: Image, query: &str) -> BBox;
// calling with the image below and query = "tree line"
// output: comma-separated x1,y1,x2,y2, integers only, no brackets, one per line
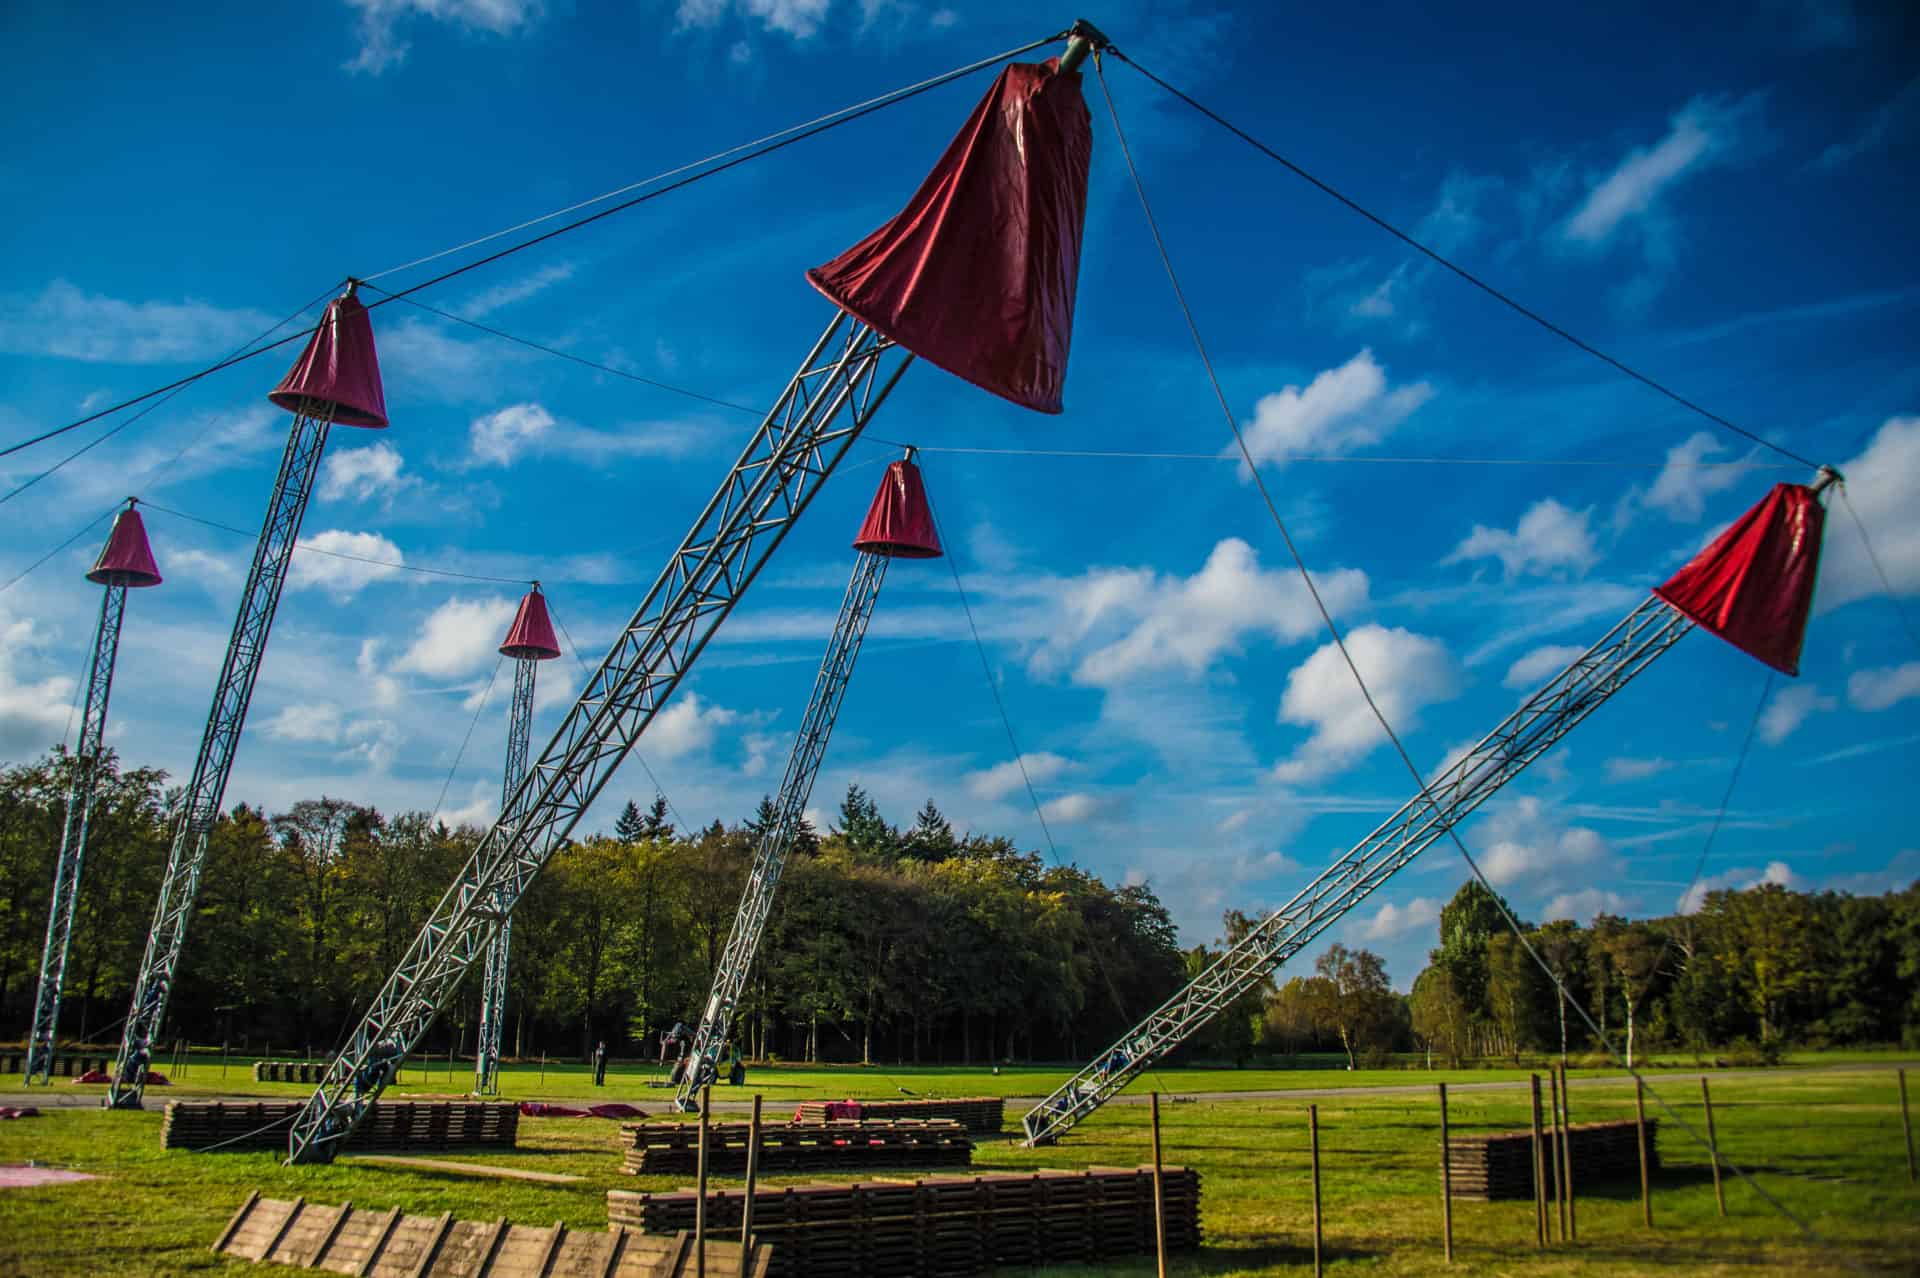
0,750,1186,1063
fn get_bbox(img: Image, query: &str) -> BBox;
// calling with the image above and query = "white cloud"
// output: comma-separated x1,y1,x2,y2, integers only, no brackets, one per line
1604,756,1674,782
1758,683,1836,745
1272,625,1460,784
1565,94,1763,243
0,610,78,758
469,403,555,467
1236,350,1433,466
1818,417,1920,613
1503,644,1587,690
1826,848,1920,896
288,530,407,599
1039,792,1101,824
1639,431,1748,522
1059,539,1370,688
1848,662,1920,712
645,692,738,760
1446,499,1599,579
677,0,830,38
1353,896,1440,942
459,262,575,319
966,751,1071,801
260,700,401,772
1541,887,1633,923
378,319,501,399
1678,859,1802,914
1477,796,1613,892
319,441,411,503
264,702,345,744
396,595,519,678
0,280,274,364
344,0,545,75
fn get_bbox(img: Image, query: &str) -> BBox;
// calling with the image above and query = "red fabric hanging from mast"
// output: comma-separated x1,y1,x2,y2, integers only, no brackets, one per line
1653,482,1826,676
268,287,389,429
807,57,1092,414
88,505,163,589
853,459,942,559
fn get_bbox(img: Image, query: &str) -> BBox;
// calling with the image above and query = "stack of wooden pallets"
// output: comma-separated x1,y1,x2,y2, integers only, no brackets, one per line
621,1119,972,1175
606,1166,1202,1277
1445,1119,1656,1200
213,1192,771,1276
253,1060,394,1084
0,1052,110,1076
791,1096,1004,1135
161,1100,518,1152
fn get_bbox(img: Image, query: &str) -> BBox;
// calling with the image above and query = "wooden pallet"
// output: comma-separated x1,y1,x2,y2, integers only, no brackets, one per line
621,1120,972,1176
0,1052,110,1076
214,1193,771,1276
791,1097,1003,1134
254,1060,404,1085
161,1100,517,1152
607,1166,1201,1278
1445,1119,1657,1201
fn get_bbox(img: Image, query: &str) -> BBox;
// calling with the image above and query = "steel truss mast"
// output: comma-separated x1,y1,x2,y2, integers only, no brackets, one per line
1023,594,1696,1145
287,314,910,1163
675,546,891,1109
475,652,539,1096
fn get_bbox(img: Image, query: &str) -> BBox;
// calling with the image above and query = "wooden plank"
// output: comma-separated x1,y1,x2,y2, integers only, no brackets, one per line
212,1190,261,1254
408,1212,455,1278
304,1201,355,1268
345,1155,583,1184
359,1206,406,1277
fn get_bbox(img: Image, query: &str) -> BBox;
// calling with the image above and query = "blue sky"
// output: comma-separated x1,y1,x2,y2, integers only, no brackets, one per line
1,0,1916,989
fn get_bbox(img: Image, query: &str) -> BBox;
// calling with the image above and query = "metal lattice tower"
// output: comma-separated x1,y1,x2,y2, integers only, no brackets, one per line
25,502,163,1084
286,314,910,1162
673,454,942,1110
476,586,560,1096
109,285,388,1109
1022,595,1698,1145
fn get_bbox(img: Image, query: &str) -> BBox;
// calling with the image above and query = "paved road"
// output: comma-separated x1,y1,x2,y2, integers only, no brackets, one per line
5,1059,1910,1117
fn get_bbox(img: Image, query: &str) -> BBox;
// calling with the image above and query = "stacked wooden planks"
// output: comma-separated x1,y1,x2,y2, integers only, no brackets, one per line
161,1100,517,1152
254,1060,398,1084
607,1166,1202,1277
621,1120,972,1175
0,1052,110,1076
213,1192,771,1276
1445,1119,1656,1200
791,1096,1004,1135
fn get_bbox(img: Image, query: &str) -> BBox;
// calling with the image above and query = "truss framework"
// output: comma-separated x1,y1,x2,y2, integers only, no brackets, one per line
476,654,538,1095
1022,595,1695,1146
287,314,909,1163
675,547,891,1109
25,584,128,1084
109,404,338,1109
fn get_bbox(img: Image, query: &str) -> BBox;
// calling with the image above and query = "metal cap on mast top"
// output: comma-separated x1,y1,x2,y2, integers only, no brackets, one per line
499,583,562,661
87,499,163,589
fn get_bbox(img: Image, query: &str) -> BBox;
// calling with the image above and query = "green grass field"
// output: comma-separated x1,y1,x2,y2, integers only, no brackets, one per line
0,1065,1915,1275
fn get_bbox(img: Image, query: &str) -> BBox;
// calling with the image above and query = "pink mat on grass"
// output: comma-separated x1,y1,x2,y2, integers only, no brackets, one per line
0,1165,96,1188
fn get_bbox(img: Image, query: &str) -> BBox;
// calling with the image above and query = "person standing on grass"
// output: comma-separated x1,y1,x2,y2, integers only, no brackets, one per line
593,1039,609,1086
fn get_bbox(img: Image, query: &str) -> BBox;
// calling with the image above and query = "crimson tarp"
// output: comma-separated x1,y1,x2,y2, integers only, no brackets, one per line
88,506,163,588
1653,482,1826,676
269,289,389,428
500,588,562,660
807,58,1092,414
853,459,942,558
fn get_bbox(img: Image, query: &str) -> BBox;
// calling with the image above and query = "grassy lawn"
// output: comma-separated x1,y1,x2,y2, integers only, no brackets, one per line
0,1066,1914,1275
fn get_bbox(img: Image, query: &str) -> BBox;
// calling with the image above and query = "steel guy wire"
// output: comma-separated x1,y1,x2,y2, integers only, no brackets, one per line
1838,486,1920,658
911,445,1795,469
0,504,119,595
1094,52,1822,1241
429,654,506,826
1108,48,1823,476
1,31,1062,462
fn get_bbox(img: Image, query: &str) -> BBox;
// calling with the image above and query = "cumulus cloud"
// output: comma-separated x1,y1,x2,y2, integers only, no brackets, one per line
1758,683,1836,745
1565,94,1764,244
1353,896,1440,942
469,403,556,467
264,702,346,744
1477,797,1614,892
467,401,708,468
344,0,545,75
319,441,411,503
1235,350,1433,467
1637,431,1750,522
261,700,401,772
1503,644,1587,690
1272,625,1460,784
1604,756,1674,782
1848,662,1920,712
0,280,275,364
1052,539,1369,688
966,752,1071,801
288,530,407,598
677,0,830,38
1446,499,1599,579
395,595,519,678
1679,859,1801,914
1542,887,1633,922
1039,792,1102,824
645,692,738,760
1818,417,1920,613
0,610,78,758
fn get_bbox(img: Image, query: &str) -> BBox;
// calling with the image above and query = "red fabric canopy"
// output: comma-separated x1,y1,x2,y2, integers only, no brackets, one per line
500,588,562,660
807,58,1092,414
88,506,163,588
269,288,389,428
853,459,942,558
1653,482,1826,676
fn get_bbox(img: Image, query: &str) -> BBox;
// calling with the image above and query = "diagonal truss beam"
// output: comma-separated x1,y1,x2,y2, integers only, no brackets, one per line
674,546,891,1109
1022,594,1695,1146
109,405,338,1109
25,583,128,1084
287,313,910,1163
